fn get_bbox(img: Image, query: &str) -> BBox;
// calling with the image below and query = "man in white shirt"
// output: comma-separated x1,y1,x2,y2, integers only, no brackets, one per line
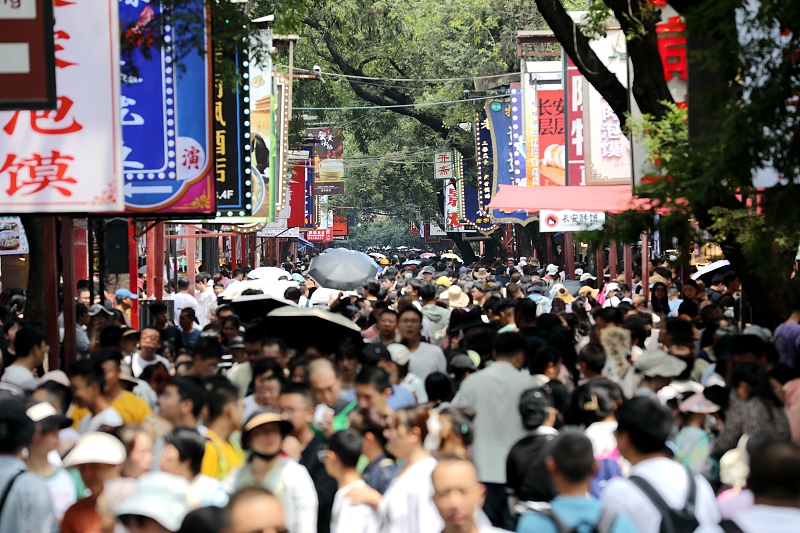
67,359,123,433
432,456,510,533
601,396,720,533
171,278,198,324
397,307,446,381
194,273,216,328
697,439,800,533
1,325,46,389
127,327,171,378
323,429,378,533
453,332,542,530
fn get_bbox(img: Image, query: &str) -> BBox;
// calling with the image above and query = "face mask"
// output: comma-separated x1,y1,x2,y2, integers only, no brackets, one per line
249,449,280,462
405,273,413,279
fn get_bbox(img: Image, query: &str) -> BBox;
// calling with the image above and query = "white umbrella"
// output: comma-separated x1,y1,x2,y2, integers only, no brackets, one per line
247,266,291,281
220,279,298,300
368,252,386,259
691,260,730,281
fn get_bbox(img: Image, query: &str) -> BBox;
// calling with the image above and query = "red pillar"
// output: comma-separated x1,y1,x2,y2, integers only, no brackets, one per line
230,235,237,272
128,219,139,329
609,242,618,280
596,247,605,294
563,233,575,280
153,221,165,299
60,216,75,370
624,244,633,287
641,232,650,301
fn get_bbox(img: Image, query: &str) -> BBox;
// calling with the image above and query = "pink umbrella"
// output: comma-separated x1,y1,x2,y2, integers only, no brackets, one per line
420,252,437,259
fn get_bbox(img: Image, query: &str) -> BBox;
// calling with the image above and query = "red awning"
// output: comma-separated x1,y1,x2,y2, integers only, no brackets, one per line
488,184,639,214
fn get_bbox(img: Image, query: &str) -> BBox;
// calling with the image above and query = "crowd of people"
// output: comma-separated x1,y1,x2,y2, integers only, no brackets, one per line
0,252,799,533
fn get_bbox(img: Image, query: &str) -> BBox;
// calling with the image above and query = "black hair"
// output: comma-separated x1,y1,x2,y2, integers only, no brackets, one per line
328,429,363,468
181,307,197,320
723,271,738,285
177,278,190,291
418,283,437,301
355,367,392,394
665,317,694,347
221,315,241,330
526,345,563,376
2,318,23,336
579,342,607,374
215,304,234,317
179,506,226,533
615,396,673,453
35,380,72,414
166,377,207,418
650,282,670,315
397,306,423,322
425,372,455,405
493,331,526,360
164,427,207,476
732,334,766,357
363,278,381,297
243,325,264,345
592,307,623,327
730,364,782,409
549,430,596,482
206,379,240,422
519,387,553,430
67,358,106,392
13,324,45,358
623,315,651,347
283,287,301,301
95,347,124,367
279,383,314,407
748,439,800,501
149,301,168,315
349,407,390,447
98,324,124,349
440,406,476,447
192,336,224,361
565,378,623,427
75,302,88,318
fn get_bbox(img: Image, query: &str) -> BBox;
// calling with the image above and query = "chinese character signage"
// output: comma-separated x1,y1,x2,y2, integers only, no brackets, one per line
444,179,465,232
213,44,250,216
539,209,605,233
565,55,585,186
304,228,332,242
584,29,632,185
285,150,308,228
0,0,124,212
308,127,344,195
333,213,349,237
433,151,453,180
0,217,29,255
538,90,566,186
0,0,57,110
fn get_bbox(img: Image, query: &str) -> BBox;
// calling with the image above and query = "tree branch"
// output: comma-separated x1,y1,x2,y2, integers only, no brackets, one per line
533,0,629,120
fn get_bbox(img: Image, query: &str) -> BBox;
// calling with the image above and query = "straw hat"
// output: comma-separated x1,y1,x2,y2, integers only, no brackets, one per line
446,285,470,308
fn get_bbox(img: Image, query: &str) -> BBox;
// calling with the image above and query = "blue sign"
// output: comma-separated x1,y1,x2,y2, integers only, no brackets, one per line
124,0,215,213
487,99,532,224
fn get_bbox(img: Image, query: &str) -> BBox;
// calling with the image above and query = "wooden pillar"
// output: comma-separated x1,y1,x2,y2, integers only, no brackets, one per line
128,219,139,329
43,217,60,370
609,241,618,280
153,221,165,299
546,234,554,266
596,247,605,294
249,234,257,267
563,233,575,280
60,216,75,370
230,235,237,272
642,232,650,301
624,244,633,287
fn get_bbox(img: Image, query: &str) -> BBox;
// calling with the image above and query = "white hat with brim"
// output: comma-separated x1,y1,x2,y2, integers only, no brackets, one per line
386,343,411,366
546,264,559,276
115,472,190,532
446,285,470,308
634,349,687,378
63,432,126,467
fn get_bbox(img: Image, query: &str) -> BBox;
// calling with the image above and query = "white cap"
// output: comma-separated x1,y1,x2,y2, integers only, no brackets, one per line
114,472,190,532
63,432,126,467
575,268,584,276
386,343,411,366
546,264,559,276
634,349,687,378
580,272,597,282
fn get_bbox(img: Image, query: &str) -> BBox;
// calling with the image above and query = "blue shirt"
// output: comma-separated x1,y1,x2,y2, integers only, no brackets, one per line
516,496,639,533
362,453,398,495
342,384,417,411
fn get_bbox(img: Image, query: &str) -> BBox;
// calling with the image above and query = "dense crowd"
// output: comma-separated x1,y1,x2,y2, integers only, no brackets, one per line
0,253,799,533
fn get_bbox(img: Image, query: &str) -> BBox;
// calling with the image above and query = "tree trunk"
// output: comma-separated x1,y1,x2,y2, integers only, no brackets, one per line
19,216,46,327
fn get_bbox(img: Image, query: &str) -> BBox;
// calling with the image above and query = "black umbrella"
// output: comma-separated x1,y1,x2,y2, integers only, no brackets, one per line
230,294,296,324
306,249,379,290
691,260,733,285
255,307,364,354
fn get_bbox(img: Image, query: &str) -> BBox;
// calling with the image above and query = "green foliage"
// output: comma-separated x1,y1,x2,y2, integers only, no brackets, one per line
580,1,612,39
345,218,425,249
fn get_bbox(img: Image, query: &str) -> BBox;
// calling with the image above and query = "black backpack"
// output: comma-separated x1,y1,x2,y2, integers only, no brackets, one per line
628,472,699,533
719,520,744,533
534,507,617,533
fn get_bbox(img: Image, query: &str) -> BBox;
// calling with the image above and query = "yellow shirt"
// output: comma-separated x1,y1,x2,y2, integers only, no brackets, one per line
200,429,244,480
70,390,153,429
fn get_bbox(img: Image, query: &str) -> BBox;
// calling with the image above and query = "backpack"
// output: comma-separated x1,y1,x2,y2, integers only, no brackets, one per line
590,458,622,498
719,520,744,533
534,506,617,533
628,472,699,533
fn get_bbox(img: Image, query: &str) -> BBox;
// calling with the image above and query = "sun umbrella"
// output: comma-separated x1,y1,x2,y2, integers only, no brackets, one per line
306,248,379,290
691,260,732,284
561,280,583,296
230,294,296,324
402,259,421,266
441,253,462,261
255,306,363,354
419,252,437,259
247,266,292,281
219,279,298,300
368,252,386,259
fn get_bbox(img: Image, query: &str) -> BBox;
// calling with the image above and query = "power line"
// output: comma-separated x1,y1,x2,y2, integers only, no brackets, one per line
280,65,518,83
294,94,500,111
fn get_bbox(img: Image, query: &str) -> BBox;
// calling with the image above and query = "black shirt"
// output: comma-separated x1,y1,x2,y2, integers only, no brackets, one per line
157,325,183,353
300,435,337,533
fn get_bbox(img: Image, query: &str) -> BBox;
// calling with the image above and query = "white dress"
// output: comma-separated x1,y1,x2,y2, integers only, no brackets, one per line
377,457,442,533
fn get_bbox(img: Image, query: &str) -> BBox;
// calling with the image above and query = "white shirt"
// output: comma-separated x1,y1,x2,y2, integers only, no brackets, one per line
77,406,123,434
331,480,378,533
407,343,447,382
401,373,427,403
187,475,229,509
454,361,542,484
0,365,36,389
377,457,442,533
170,291,198,323
127,351,171,378
43,468,78,521
601,457,720,533
696,504,800,533
195,286,216,328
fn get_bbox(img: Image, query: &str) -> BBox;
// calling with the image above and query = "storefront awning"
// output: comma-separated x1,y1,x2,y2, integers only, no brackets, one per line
292,236,317,249
488,184,637,214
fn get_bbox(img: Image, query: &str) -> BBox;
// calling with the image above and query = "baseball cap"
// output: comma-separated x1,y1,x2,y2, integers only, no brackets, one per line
115,288,138,300
386,343,411,366
26,402,71,431
580,272,597,282
63,432,127,467
87,303,114,317
362,343,391,364
527,279,548,294
115,472,190,532
546,264,559,276
448,354,477,373
422,266,436,274
634,349,687,378
229,336,245,350
0,397,36,449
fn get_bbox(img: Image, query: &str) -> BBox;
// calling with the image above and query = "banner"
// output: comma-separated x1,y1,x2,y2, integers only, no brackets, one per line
247,42,273,220
286,151,308,228
0,217,28,255
0,0,123,212
538,89,567,186
213,45,250,217
565,55,585,186
308,127,344,195
434,151,454,180
444,179,466,232
333,213,349,237
304,228,332,242
539,209,605,233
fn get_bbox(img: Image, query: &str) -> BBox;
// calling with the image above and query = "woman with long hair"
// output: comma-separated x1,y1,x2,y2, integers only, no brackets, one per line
649,282,670,317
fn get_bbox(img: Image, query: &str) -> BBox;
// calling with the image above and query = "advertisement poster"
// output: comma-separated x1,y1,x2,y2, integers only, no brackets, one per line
486,99,533,224
247,52,273,220
538,89,566,186
308,127,344,195
0,217,28,255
